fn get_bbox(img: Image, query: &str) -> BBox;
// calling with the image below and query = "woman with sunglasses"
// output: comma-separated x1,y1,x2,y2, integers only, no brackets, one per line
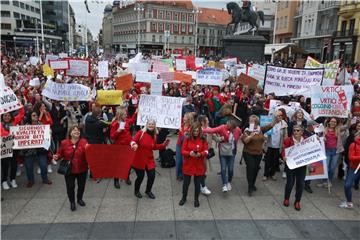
282,125,307,211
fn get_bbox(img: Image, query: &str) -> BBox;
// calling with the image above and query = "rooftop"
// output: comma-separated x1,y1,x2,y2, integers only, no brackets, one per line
198,7,231,26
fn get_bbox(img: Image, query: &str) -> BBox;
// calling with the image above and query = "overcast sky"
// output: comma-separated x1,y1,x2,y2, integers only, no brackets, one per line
70,0,228,40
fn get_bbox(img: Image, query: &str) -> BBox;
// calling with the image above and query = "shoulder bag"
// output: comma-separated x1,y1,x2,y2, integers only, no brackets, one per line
57,142,79,176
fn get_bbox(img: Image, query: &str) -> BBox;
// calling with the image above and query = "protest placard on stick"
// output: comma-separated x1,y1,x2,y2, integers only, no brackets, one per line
10,125,51,150
96,90,123,105
66,59,90,77
42,80,91,101
196,68,223,86
1,135,14,159
49,60,69,70
0,74,22,114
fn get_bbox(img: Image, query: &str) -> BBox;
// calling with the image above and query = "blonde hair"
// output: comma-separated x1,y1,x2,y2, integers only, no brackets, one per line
114,106,127,122
292,109,304,122
249,115,260,125
141,119,159,135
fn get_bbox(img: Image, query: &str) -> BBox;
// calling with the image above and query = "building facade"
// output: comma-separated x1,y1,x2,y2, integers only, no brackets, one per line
332,1,360,64
275,0,298,43
102,4,113,54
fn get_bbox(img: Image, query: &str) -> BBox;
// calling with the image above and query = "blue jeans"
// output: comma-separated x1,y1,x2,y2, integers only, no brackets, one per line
344,168,360,202
219,155,235,185
325,148,339,181
176,144,183,178
24,154,48,182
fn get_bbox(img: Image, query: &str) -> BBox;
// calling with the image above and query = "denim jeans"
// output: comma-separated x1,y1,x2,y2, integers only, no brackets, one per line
176,144,183,178
24,154,48,182
325,148,339,182
344,168,360,202
219,154,235,185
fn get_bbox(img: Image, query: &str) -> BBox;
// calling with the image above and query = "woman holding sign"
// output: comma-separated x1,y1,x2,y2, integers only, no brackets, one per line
130,120,170,199
282,125,307,211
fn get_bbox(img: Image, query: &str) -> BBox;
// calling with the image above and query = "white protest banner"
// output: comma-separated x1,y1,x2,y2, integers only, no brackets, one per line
1,135,14,159
195,58,204,68
311,85,354,119
98,60,109,78
136,71,158,83
45,54,59,65
151,78,163,96
66,59,90,77
285,135,326,170
264,65,324,96
29,56,39,66
220,58,237,68
175,59,187,71
127,62,149,75
42,80,91,101
10,125,51,150
268,100,301,115
305,57,340,86
153,61,170,73
305,137,328,180
59,52,68,58
248,64,266,84
49,60,69,70
137,95,183,129
0,74,22,115
29,77,40,87
197,68,223,86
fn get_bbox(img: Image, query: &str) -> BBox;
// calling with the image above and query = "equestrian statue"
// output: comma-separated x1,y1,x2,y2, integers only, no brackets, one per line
226,1,265,35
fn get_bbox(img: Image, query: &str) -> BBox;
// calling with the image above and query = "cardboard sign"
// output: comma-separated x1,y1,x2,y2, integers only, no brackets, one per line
42,80,92,101
238,73,258,90
127,62,149,75
285,135,326,170
151,78,163,96
0,74,22,114
248,64,266,84
98,61,109,78
45,54,59,65
1,135,14,159
137,95,183,129
305,137,328,180
96,90,123,105
196,68,223,86
66,59,90,77
29,77,40,87
174,72,192,84
264,66,324,96
42,64,54,78
176,59,187,71
10,125,51,150
311,85,354,119
153,60,171,73
195,58,204,68
29,56,39,66
49,60,69,70
115,73,133,91
135,71,158,83
305,56,321,68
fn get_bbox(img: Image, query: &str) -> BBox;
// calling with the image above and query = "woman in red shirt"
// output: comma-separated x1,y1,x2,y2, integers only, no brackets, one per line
130,120,170,199
53,126,88,212
179,123,208,207
33,102,53,126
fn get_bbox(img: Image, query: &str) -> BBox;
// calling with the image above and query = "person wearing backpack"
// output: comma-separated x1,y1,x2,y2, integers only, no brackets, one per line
179,122,209,207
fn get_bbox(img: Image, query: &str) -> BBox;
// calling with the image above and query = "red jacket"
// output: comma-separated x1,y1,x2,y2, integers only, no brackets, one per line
281,136,307,159
348,138,360,170
131,131,166,170
203,125,242,144
57,138,88,174
0,107,25,137
39,112,53,126
182,137,208,176
110,114,137,145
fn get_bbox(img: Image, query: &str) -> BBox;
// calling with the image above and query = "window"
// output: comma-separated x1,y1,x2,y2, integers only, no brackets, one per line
284,16,288,28
166,23,170,30
13,12,20,18
174,24,179,32
349,19,356,35
151,22,157,31
26,15,30,20
203,29,206,35
159,35,163,43
174,13,178,21
13,0,19,6
152,35,155,43
276,18,279,29
1,23,11,29
202,38,205,44
21,14,25,19
181,24,186,32
159,11,163,19
189,37,192,44
1,11,10,17
174,36,177,43
25,4,29,10
20,2,24,8
182,36,184,44
1,1,10,4
181,13,186,21
166,11,171,20
31,6,35,12
16,19,21,28
189,25,193,33
188,14,193,22
159,23,164,31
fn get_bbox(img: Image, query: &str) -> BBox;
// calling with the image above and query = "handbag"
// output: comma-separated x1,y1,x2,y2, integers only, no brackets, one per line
219,142,233,156
207,148,215,159
57,143,78,176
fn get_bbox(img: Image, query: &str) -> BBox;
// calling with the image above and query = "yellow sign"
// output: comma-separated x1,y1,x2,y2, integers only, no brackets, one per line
96,90,123,105
208,61,216,67
42,64,54,78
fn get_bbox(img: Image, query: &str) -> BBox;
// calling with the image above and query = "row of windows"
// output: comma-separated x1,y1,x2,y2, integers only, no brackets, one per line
113,10,194,23
150,22,193,33
276,16,288,29
1,23,11,29
9,1,40,14
197,28,224,36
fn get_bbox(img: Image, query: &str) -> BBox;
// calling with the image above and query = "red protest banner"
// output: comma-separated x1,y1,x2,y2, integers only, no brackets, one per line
116,73,133,91
85,144,135,179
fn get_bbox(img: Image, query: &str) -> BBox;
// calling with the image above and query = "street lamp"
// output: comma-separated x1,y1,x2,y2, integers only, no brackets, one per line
13,36,16,50
164,30,170,55
134,3,144,53
272,0,279,44
49,39,52,53
192,7,202,57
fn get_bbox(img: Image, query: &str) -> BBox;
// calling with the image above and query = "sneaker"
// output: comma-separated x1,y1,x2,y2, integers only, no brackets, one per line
16,167,21,177
47,165,53,173
201,186,211,196
227,182,232,191
2,182,10,190
262,176,267,181
339,201,354,209
222,185,228,192
37,167,41,175
294,201,301,211
10,180,18,188
52,159,57,165
283,199,289,207
282,171,286,179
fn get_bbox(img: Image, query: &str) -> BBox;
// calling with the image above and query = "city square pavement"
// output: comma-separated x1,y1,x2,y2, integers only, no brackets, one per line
1,138,359,240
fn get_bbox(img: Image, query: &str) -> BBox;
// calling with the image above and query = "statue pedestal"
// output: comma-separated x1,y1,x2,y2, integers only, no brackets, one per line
222,34,267,62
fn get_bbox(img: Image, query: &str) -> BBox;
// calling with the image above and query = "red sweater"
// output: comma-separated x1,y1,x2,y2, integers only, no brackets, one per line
110,114,137,145
182,137,208,176
0,107,25,137
348,138,360,170
39,112,53,126
57,138,88,174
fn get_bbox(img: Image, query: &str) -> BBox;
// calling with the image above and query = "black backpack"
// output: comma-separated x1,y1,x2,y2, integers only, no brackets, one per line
161,149,176,168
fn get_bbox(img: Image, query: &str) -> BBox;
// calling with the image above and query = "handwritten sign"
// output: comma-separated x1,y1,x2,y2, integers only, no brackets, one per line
115,74,133,91
66,59,90,77
151,79,163,96
10,125,51,150
135,71,158,83
305,57,340,86
264,66,324,96
42,64,54,78
98,61,109,78
45,54,59,65
127,62,149,75
0,74,22,114
195,58,204,68
305,137,328,180
248,64,266,85
29,56,39,66
49,60,69,70
42,80,91,101
153,60,170,73
176,59,187,71
96,90,123,105
137,95,184,129
196,68,223,86
311,85,354,119
1,135,14,159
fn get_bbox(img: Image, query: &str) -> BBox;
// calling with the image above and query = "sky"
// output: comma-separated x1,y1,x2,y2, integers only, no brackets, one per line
70,0,228,40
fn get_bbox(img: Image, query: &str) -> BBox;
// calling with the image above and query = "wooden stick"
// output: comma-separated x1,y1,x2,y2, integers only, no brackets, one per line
354,163,360,174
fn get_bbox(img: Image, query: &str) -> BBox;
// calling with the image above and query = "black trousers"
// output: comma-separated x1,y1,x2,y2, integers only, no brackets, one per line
263,147,280,177
243,152,262,190
285,166,306,202
182,175,202,201
200,175,206,187
2,156,17,182
134,167,155,193
65,171,87,203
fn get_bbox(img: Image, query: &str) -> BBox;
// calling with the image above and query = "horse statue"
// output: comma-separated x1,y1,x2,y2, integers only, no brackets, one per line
226,2,265,35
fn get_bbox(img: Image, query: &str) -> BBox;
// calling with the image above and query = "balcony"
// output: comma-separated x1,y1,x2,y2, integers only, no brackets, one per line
333,29,357,38
318,1,340,10
317,28,337,36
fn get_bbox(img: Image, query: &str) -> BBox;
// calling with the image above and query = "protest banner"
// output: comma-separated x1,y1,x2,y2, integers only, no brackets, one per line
305,56,321,68
305,57,340,86
259,115,273,136
264,65,324,96
29,56,39,66
49,60,69,70
59,52,68,58
174,72,192,84
305,137,328,180
248,64,266,84
45,54,59,65
98,60,109,78
135,71,158,83
127,62,149,75
85,144,135,179
153,60,170,73
160,72,175,83
10,125,51,150
268,100,300,115
285,135,326,170
42,64,54,78
311,85,354,119
66,59,90,77
238,73,258,90
176,59,187,71
195,57,204,68
137,95,183,129
29,77,40,87
151,78,163,96
96,90,123,105
236,67,247,77
160,58,174,70
115,73,133,91
197,68,223,86
0,74,22,114
1,135,14,159
42,80,92,101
